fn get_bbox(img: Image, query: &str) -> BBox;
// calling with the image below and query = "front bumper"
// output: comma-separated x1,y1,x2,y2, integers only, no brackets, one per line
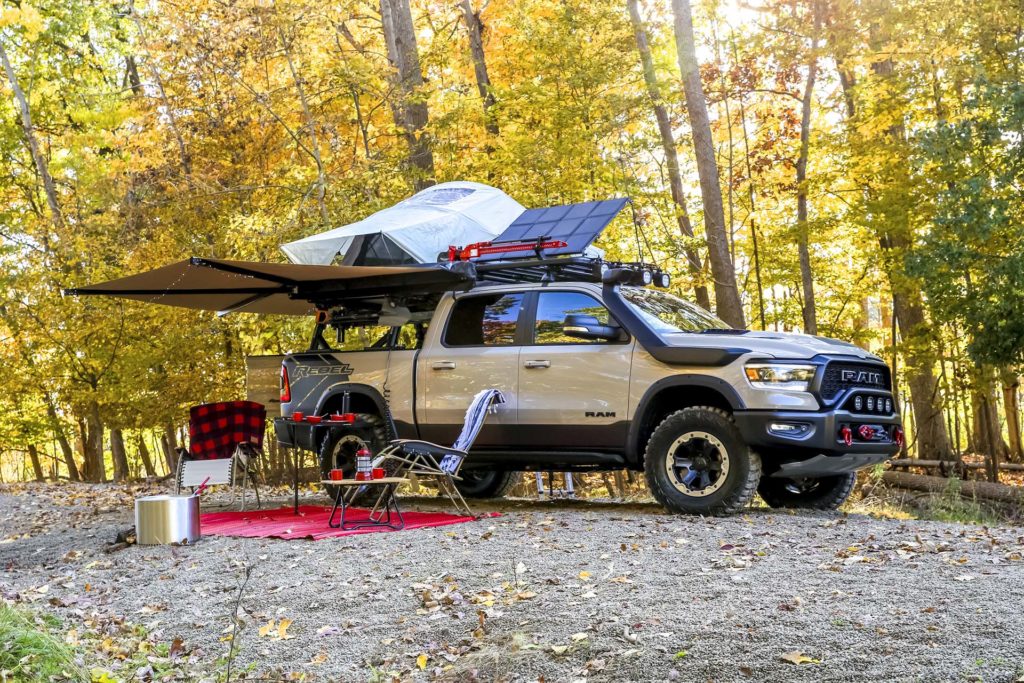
733,408,901,478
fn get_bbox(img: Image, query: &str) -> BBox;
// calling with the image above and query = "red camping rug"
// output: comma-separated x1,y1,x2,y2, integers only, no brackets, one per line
200,505,489,540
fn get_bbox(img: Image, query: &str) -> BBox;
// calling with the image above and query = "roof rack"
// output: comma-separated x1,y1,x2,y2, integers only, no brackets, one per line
462,255,671,288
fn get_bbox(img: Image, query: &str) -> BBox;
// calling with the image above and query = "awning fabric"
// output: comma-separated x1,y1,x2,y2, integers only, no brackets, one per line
64,257,471,315
280,181,525,266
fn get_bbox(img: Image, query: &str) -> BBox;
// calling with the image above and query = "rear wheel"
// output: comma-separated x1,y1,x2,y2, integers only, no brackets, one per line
317,413,389,503
643,406,761,515
453,470,519,498
757,473,856,510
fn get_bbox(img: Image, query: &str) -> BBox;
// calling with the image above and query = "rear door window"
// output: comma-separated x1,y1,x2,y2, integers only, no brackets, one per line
444,293,524,346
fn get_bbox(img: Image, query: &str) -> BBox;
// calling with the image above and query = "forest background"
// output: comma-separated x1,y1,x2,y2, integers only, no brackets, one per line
1,0,1022,487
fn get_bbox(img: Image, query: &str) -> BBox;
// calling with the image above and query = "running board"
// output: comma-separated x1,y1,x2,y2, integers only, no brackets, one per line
465,450,627,470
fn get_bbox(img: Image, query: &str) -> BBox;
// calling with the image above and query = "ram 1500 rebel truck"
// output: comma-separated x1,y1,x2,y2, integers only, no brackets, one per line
277,257,903,515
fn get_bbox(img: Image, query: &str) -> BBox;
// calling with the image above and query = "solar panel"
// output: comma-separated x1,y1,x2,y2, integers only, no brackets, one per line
475,197,629,261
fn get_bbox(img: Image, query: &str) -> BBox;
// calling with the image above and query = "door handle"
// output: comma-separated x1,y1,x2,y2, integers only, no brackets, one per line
524,360,551,369
432,361,457,370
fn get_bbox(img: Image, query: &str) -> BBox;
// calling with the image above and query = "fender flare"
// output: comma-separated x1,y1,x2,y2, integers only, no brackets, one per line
315,383,397,439
626,375,746,462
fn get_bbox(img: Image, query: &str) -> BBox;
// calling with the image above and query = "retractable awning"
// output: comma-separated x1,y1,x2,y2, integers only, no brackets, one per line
64,257,472,315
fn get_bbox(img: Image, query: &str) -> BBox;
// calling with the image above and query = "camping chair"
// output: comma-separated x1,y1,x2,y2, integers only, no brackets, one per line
371,389,505,516
174,400,266,510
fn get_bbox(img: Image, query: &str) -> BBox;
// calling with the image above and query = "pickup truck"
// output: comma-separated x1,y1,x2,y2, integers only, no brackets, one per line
276,268,902,515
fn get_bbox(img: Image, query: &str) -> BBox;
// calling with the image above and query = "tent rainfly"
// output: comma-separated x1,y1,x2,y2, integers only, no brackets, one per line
280,181,526,266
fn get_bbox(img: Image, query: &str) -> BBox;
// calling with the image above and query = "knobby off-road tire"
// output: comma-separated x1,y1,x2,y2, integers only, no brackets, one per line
454,470,519,499
317,413,389,504
644,406,761,515
757,473,856,510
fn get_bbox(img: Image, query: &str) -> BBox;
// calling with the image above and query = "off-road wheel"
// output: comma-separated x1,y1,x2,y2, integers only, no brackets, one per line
317,413,389,504
643,406,761,515
453,470,519,499
757,473,856,510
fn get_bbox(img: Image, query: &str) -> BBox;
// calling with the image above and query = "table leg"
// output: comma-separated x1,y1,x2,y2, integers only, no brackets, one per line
293,447,299,515
328,486,345,529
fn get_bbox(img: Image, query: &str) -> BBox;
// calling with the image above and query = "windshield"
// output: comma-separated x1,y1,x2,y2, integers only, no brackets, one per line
620,287,730,333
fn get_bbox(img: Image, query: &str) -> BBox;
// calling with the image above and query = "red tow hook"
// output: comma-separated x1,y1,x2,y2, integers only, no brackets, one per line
840,425,853,447
894,426,905,447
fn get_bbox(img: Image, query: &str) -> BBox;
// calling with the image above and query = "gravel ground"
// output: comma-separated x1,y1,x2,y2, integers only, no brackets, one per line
2,482,1024,683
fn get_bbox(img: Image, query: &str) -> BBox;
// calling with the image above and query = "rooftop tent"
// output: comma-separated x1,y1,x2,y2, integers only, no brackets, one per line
281,181,526,266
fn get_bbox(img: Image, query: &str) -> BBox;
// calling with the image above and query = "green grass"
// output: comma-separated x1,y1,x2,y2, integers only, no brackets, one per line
0,604,86,682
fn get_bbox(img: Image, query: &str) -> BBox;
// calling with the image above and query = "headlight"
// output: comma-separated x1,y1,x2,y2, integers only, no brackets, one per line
744,363,817,391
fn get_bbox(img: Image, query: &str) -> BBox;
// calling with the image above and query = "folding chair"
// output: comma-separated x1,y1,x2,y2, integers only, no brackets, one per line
372,389,505,516
174,400,266,510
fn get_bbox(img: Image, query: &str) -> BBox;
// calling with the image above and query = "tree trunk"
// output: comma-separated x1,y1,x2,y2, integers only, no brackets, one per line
795,0,821,334
1001,371,1022,463
27,444,45,482
893,293,954,460
880,471,1024,506
627,0,709,310
459,0,499,137
380,0,435,188
162,423,179,474
670,0,745,328
110,428,130,482
137,433,158,478
0,39,63,228
45,399,80,481
82,401,106,482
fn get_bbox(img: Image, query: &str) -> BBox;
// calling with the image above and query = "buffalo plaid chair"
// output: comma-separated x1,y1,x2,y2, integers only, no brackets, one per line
371,389,505,516
174,401,266,510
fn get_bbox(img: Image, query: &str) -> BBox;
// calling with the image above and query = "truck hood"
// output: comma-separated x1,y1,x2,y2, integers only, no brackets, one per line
662,330,883,363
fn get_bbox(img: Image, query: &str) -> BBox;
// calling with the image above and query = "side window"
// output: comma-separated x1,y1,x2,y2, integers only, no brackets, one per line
444,293,524,346
534,291,613,345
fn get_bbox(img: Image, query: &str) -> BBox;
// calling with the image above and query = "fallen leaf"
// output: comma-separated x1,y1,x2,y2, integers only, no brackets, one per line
551,645,569,655
579,571,592,581
571,632,589,642
416,654,429,669
277,618,294,640
780,651,819,665
674,650,688,659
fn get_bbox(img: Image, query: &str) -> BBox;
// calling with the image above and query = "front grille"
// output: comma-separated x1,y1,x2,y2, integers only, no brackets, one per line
820,362,891,399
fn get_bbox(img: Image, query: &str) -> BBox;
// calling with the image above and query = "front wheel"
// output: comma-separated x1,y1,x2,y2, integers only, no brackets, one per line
757,473,856,510
644,407,761,515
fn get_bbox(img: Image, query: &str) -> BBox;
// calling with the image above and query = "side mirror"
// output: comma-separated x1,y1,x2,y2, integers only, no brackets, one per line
563,314,622,341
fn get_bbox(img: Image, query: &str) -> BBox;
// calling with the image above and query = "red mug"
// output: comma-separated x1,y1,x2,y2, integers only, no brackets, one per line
372,468,385,479
329,469,344,481
291,411,304,421
306,415,322,424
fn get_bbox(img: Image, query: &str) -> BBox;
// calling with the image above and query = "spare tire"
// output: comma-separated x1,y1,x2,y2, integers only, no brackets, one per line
317,413,389,503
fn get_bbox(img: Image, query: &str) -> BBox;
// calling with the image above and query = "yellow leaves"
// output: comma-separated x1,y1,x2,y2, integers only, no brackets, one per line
578,570,591,581
0,4,44,40
416,653,429,669
90,669,116,683
258,618,294,640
